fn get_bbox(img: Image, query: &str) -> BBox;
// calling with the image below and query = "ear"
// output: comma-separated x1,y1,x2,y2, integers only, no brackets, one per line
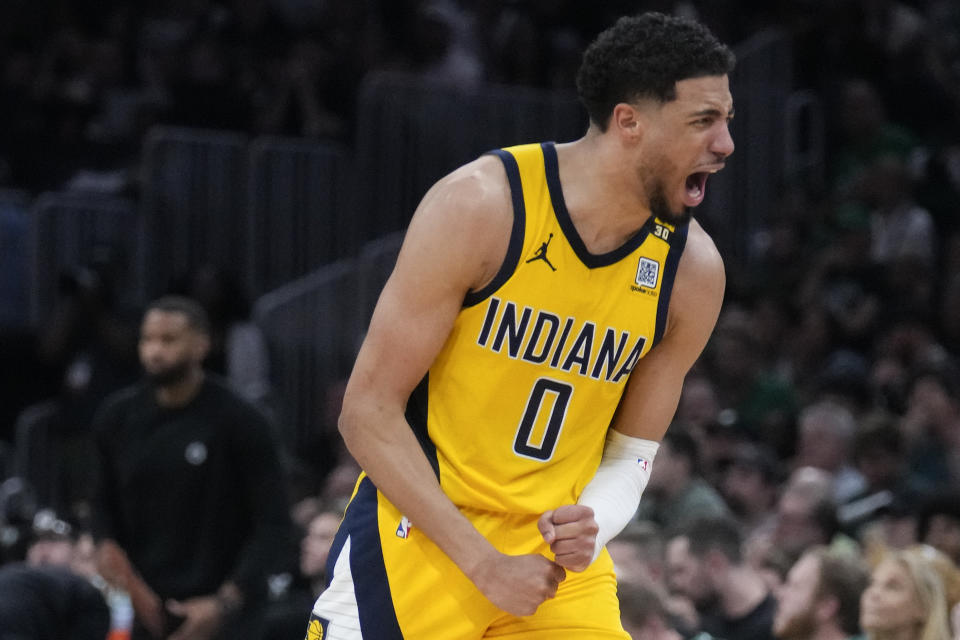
610,102,646,140
193,332,211,361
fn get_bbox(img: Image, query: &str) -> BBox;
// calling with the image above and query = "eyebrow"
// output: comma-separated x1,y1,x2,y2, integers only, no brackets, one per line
689,107,735,120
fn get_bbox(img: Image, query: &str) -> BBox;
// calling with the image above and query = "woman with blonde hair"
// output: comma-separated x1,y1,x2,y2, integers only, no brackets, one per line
861,546,953,640
905,545,960,640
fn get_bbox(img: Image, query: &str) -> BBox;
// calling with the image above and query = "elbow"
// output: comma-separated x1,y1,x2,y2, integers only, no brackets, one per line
337,390,378,452
337,383,407,455
337,400,361,447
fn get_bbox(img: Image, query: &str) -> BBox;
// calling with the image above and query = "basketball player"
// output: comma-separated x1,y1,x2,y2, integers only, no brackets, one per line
309,11,735,639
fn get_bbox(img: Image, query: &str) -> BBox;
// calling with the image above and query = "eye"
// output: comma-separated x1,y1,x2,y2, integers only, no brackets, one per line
690,116,718,129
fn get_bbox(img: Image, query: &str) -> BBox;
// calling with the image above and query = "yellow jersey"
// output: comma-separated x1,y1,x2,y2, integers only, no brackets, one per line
406,142,688,515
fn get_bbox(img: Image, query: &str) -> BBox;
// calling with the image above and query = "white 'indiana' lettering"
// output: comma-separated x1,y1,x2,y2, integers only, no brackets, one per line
476,297,647,383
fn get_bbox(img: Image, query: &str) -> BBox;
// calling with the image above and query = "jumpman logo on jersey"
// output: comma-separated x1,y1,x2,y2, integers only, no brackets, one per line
526,233,557,271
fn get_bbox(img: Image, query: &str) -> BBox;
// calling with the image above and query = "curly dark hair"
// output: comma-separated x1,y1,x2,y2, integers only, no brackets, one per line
576,12,736,130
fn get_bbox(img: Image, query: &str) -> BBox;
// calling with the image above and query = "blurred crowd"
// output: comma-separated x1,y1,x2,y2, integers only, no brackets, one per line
0,0,960,639
2,0,956,195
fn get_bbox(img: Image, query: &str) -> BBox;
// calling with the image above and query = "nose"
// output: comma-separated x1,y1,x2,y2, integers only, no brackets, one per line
711,122,735,159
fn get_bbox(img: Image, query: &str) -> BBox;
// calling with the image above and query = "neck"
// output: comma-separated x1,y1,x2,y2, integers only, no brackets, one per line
155,369,205,408
556,132,654,253
718,565,768,618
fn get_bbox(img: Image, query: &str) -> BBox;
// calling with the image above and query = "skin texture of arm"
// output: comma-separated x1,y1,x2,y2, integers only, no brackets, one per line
338,155,567,616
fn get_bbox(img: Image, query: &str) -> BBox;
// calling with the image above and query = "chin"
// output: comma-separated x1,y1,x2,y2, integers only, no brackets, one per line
668,207,693,226
649,188,693,227
655,204,693,227
859,615,878,630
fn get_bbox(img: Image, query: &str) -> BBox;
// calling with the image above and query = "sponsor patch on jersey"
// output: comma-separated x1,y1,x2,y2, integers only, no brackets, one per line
635,257,660,289
305,613,329,640
396,516,413,539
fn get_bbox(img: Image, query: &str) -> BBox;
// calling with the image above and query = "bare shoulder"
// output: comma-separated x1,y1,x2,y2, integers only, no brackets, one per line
401,154,514,291
665,220,725,338
676,220,725,302
414,154,512,240
351,154,516,398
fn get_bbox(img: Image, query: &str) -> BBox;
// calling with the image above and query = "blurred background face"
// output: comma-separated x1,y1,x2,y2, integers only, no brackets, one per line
647,440,684,494
908,376,956,432
676,376,720,430
666,537,711,605
773,553,820,639
300,512,341,578
138,309,207,385
860,559,924,634
608,539,647,585
722,462,771,517
26,538,74,567
924,514,960,563
795,421,845,472
773,491,827,557
880,513,920,550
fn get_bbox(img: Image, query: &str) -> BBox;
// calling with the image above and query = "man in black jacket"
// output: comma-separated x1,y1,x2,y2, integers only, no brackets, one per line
91,295,296,640
666,516,777,640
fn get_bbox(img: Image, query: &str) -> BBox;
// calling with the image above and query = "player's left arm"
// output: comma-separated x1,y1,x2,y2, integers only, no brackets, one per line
611,221,726,440
542,221,725,570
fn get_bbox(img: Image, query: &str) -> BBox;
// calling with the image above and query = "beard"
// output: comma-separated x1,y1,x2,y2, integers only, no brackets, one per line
723,493,751,517
649,182,693,227
642,165,693,227
144,360,192,387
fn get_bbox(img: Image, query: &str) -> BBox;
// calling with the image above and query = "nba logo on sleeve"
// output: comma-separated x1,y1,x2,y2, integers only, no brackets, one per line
635,257,660,289
396,516,413,539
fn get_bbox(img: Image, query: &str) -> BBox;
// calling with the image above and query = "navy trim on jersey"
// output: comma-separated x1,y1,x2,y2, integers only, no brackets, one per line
463,150,527,307
652,222,688,347
405,374,440,479
542,142,650,268
326,513,350,583
343,477,404,639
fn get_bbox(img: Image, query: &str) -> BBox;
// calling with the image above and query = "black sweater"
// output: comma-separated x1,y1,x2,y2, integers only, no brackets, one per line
91,376,296,603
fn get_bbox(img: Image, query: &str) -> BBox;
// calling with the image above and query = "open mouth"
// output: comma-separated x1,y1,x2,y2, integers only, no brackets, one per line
683,172,709,207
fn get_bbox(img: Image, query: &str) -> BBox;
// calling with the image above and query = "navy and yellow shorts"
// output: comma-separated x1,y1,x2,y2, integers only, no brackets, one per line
309,476,629,639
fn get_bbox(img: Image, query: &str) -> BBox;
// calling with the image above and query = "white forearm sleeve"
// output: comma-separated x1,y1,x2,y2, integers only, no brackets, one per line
577,430,659,562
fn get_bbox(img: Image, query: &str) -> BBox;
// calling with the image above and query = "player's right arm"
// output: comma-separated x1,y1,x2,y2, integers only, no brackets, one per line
338,155,566,616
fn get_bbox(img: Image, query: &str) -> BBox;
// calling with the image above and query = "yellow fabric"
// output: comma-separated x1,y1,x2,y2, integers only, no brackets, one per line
424,142,680,516
377,486,629,639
